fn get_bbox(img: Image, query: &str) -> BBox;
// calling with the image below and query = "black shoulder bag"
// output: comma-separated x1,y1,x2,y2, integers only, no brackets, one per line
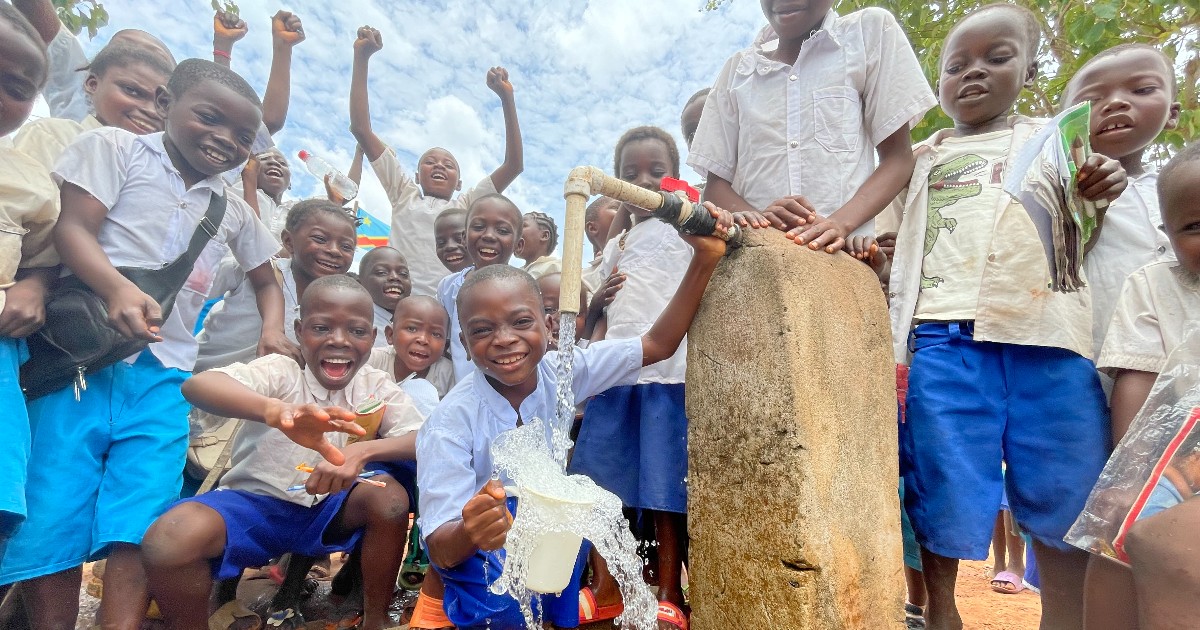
21,192,228,400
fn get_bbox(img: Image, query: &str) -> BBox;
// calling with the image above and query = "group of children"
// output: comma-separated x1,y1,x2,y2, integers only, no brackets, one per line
0,0,1195,629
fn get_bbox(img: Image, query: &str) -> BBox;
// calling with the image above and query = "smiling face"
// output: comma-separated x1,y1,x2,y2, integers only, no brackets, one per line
417,148,461,200
459,276,548,402
86,61,167,135
282,212,357,285
386,297,449,377
759,0,835,44
618,137,674,220
158,79,262,186
515,215,547,262
938,10,1036,133
1160,160,1200,276
1066,48,1180,170
295,285,377,391
0,19,46,136
359,247,412,313
466,197,522,268
255,149,291,200
434,212,469,272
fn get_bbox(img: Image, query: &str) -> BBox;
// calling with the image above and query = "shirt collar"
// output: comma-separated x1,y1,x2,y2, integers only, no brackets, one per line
470,369,520,426
136,132,228,195
81,115,103,131
302,366,335,404
753,9,842,59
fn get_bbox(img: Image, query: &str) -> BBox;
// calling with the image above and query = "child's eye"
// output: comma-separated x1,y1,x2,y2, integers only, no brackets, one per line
470,326,493,336
2,83,36,102
340,243,355,253
1133,86,1158,96
239,134,254,147
432,331,445,339
514,317,534,328
312,235,327,244
312,324,329,333
399,270,410,278
436,238,446,247
988,56,1012,65
198,112,218,124
544,306,555,315
944,64,962,75
351,327,370,337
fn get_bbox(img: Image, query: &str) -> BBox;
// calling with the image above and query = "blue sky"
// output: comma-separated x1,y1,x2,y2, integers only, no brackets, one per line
38,0,771,252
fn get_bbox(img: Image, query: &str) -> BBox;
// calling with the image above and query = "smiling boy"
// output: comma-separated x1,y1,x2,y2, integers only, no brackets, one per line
358,246,413,345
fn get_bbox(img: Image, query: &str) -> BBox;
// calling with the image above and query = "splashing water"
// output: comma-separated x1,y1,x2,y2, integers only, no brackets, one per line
491,418,657,630
550,314,578,466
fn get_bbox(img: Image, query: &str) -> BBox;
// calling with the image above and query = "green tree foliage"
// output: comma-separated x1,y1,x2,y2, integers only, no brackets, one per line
52,0,108,38
707,0,1198,158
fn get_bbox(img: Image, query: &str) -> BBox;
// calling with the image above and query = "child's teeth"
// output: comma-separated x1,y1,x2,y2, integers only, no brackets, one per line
325,358,350,364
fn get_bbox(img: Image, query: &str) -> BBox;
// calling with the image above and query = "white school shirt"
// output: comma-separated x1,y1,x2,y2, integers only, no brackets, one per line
206,354,425,506
416,337,642,539
523,256,562,281
887,118,1093,364
364,346,442,416
1097,262,1200,376
366,346,456,399
599,220,692,383
53,128,278,371
195,257,300,372
437,267,474,381
372,147,496,296
687,8,936,233
1084,171,1174,359
43,23,90,123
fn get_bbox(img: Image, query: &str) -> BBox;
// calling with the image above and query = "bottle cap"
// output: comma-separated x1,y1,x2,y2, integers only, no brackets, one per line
297,150,310,161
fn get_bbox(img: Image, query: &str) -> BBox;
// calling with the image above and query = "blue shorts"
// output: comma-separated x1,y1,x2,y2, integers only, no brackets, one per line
178,488,363,580
568,383,688,513
901,322,1109,560
0,338,30,547
0,350,190,584
435,498,586,629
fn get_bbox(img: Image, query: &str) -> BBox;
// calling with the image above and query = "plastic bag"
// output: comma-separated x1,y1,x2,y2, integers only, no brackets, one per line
1065,329,1200,565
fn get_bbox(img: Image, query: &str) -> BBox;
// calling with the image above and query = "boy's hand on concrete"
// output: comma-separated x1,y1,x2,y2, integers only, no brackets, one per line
462,479,512,551
107,284,163,342
1077,153,1127,203
213,11,248,48
487,67,514,99
354,26,383,57
258,329,303,365
845,235,888,277
789,215,848,254
271,10,305,48
733,209,771,229
763,195,817,231
264,401,364,466
876,231,897,260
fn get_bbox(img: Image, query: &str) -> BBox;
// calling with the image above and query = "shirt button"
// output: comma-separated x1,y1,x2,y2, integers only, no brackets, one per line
789,74,797,81
888,292,897,299
987,253,997,262
1157,245,1167,254
789,141,798,148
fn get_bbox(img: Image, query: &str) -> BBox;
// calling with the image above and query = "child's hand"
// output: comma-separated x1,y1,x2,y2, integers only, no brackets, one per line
762,195,817,231
258,330,303,366
0,278,49,338
213,11,248,48
682,204,733,258
788,216,849,254
106,284,164,342
1076,154,1127,203
242,154,261,182
732,210,771,230
876,231,897,260
845,235,888,277
271,10,305,48
304,444,367,495
324,174,350,206
587,269,626,318
262,400,364,467
462,480,512,552
486,67,514,99
354,26,383,58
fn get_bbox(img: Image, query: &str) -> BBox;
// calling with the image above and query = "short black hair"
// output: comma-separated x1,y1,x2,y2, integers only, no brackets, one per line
0,4,48,87
945,3,1042,66
435,206,467,226
393,295,450,327
166,58,262,109
359,245,407,275
585,196,618,225
1158,141,1200,209
524,211,559,253
613,126,680,180
299,274,372,318
86,43,175,83
1074,43,1177,98
456,264,541,322
285,198,358,234
466,193,522,226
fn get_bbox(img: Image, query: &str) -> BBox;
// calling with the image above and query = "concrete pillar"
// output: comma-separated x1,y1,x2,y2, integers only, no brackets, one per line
686,229,904,629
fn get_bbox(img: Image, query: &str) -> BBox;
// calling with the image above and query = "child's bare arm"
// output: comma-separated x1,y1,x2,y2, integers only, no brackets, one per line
348,144,366,185
246,261,302,364
790,125,915,253
0,268,57,338
240,155,262,215
486,67,523,193
181,371,364,465
426,480,511,569
641,204,731,365
261,10,305,135
1110,369,1157,444
348,27,387,162
11,0,58,43
54,183,163,342
212,11,248,67
583,269,624,341
304,434,416,495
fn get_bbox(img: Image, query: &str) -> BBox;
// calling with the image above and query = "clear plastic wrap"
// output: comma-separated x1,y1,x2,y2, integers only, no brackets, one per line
1066,330,1200,565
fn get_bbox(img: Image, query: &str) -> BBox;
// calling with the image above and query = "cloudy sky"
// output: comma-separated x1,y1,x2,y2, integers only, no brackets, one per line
37,0,772,253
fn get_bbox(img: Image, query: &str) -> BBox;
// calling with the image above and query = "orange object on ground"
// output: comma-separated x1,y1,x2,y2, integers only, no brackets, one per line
408,592,453,629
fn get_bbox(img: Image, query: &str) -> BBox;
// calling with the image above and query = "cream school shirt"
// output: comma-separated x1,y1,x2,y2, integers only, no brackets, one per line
0,149,59,318
1098,262,1200,376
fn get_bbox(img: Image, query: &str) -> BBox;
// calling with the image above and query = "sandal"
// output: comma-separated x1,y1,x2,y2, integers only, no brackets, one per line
264,607,305,629
579,586,623,623
990,570,1026,594
208,600,262,630
657,601,689,630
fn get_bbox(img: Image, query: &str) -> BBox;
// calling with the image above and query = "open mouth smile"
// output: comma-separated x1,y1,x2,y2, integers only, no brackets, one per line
320,357,353,380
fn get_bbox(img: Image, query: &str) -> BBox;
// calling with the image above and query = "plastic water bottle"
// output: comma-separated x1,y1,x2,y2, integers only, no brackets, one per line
297,150,359,200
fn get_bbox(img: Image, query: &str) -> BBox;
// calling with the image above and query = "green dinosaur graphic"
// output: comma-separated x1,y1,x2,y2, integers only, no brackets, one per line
922,154,986,289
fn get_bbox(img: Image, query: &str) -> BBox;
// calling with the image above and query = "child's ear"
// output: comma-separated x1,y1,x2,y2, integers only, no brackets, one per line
368,326,378,348
293,317,302,340
1166,101,1182,131
514,236,525,255
385,324,394,345
540,228,551,244
281,229,295,255
84,73,100,96
154,85,172,121
1023,60,1039,89
455,179,462,192
584,220,598,237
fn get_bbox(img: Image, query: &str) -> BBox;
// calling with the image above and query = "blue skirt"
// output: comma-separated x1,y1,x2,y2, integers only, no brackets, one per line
568,383,687,513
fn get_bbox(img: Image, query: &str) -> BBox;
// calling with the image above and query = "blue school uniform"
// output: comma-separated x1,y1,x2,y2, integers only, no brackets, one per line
0,339,29,554
416,337,642,629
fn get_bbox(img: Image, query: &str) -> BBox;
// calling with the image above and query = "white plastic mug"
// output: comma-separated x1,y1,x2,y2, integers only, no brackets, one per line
515,485,595,594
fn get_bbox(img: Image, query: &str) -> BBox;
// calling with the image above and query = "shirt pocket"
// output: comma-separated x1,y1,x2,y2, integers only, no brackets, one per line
0,225,29,286
813,86,862,153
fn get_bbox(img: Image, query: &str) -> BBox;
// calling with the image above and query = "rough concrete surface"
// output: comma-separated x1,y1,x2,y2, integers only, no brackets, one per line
686,228,904,629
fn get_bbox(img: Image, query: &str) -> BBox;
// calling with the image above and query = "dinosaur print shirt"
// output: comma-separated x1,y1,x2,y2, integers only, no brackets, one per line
914,130,1011,321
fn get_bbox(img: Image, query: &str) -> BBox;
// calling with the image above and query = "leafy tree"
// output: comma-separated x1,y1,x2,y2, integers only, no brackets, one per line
706,0,1198,158
52,0,108,38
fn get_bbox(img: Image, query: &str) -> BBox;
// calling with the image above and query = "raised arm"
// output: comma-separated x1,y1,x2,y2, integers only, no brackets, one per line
348,144,366,185
348,26,387,161
212,11,248,68
485,67,523,193
12,0,58,43
261,10,305,135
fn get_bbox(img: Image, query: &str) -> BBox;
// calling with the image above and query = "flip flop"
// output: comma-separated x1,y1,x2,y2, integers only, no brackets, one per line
657,601,689,630
990,570,1026,594
578,586,623,623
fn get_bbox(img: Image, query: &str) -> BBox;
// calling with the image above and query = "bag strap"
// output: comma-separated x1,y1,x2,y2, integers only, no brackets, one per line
180,191,229,268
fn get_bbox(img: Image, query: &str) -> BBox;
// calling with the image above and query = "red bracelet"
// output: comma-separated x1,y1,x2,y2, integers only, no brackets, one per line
213,49,231,59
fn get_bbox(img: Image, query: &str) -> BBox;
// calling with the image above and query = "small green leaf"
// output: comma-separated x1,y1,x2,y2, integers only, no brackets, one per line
1093,1,1118,19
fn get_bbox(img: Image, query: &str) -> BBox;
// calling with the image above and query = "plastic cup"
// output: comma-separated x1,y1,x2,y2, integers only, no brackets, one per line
517,485,595,594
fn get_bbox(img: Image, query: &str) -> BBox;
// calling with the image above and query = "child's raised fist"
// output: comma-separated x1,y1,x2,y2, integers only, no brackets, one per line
355,26,383,57
271,10,305,48
486,67,514,99
462,479,512,552
213,11,248,47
